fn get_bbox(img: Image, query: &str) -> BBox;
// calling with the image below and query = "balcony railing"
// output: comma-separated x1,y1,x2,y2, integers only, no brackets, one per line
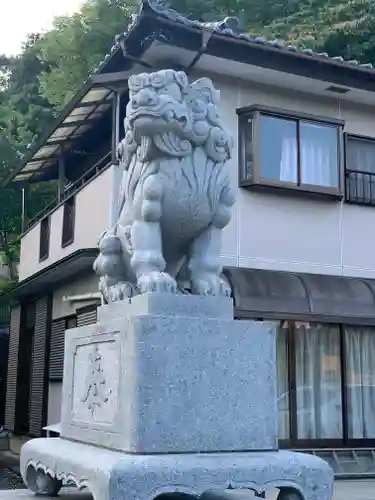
345,169,375,206
26,152,112,232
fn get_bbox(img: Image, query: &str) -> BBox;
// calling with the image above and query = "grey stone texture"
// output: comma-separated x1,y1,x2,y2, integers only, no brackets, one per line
109,449,334,500
93,69,235,302
20,437,334,500
97,293,234,322
20,292,334,500
19,69,334,500
60,294,278,453
0,479,371,500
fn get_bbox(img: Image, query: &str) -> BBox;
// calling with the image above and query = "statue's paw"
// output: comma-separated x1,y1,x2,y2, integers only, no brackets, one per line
108,282,133,302
192,274,231,297
138,272,177,294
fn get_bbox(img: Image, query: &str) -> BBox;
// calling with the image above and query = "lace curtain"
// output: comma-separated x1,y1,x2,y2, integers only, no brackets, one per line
344,326,375,439
260,115,338,187
276,322,375,441
294,323,343,439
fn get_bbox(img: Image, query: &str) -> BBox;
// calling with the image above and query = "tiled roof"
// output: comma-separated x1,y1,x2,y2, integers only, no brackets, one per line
104,0,375,75
7,0,374,187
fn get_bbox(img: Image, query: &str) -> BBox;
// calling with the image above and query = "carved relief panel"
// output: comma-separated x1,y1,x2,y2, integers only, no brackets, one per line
70,334,120,425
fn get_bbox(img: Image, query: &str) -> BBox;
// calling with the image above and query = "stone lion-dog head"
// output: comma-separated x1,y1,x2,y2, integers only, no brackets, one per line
119,69,233,169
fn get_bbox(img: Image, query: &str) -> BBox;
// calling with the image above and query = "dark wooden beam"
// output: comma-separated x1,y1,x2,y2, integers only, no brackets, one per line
111,91,121,163
92,71,132,87
44,137,80,147
27,155,60,163
59,119,92,128
76,99,112,109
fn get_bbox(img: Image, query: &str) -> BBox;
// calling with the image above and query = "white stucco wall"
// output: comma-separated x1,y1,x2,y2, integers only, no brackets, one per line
23,70,375,425
188,72,375,279
19,166,114,282
47,381,63,426
52,272,99,320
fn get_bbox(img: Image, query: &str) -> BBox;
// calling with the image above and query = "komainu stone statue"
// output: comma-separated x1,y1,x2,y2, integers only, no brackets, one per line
94,70,235,302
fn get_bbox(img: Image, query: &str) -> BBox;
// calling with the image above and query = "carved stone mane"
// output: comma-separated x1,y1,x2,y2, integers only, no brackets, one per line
93,69,235,302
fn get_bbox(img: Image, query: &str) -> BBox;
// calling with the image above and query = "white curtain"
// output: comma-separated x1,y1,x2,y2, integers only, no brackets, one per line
299,123,338,187
344,326,375,439
295,323,343,439
277,321,290,439
280,136,298,183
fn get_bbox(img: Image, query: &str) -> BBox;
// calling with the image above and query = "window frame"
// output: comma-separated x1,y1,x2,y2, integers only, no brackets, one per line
237,105,345,198
344,132,375,206
61,195,76,248
273,319,375,450
39,215,51,262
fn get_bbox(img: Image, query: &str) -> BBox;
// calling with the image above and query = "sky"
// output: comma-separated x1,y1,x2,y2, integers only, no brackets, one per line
0,0,84,56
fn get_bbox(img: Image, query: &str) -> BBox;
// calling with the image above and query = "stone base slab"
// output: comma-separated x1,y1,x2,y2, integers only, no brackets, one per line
20,438,334,500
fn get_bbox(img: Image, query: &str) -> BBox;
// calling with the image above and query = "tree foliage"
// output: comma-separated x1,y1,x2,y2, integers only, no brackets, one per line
1,0,375,290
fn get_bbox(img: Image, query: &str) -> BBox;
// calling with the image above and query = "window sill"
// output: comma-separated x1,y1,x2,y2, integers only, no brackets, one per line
239,179,343,201
39,253,49,263
61,237,74,249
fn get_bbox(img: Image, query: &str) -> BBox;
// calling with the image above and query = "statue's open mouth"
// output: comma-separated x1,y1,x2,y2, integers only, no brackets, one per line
128,109,164,122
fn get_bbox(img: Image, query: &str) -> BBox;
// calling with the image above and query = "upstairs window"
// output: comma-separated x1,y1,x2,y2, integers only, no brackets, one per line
61,196,75,247
39,216,50,262
345,135,375,205
238,106,343,197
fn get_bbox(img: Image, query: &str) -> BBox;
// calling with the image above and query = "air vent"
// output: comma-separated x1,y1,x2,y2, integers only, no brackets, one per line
326,85,350,94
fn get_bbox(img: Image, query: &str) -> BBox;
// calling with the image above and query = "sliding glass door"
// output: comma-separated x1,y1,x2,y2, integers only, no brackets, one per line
344,326,375,440
294,322,342,440
276,321,375,447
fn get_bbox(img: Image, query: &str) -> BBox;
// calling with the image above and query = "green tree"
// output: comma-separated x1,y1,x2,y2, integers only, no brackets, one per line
38,0,137,108
0,35,57,284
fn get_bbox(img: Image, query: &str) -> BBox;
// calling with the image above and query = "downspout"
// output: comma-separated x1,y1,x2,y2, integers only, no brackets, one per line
21,185,29,233
183,16,244,73
109,91,122,228
185,29,213,73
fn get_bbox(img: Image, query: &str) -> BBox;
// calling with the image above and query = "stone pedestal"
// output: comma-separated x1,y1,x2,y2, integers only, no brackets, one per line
60,293,277,453
20,294,334,500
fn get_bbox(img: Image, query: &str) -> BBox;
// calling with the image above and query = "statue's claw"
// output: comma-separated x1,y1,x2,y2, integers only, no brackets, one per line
138,272,177,294
107,282,134,302
191,274,231,297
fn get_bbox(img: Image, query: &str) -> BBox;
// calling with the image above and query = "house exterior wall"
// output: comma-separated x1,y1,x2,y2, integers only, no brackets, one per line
27,73,375,431
47,272,100,426
52,272,99,320
189,72,375,280
47,381,63,426
19,166,114,282
19,76,375,285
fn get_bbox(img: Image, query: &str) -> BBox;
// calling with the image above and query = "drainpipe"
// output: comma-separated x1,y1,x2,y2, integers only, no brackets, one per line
109,91,122,227
21,185,29,233
185,29,213,73
57,148,66,202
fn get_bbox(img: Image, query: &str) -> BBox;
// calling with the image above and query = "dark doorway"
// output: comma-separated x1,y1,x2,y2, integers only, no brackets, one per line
0,324,9,425
15,303,35,434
